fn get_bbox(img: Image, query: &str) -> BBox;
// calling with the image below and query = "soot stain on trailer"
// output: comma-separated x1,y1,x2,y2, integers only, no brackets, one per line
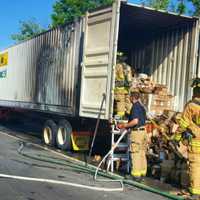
34,25,74,107
35,44,61,104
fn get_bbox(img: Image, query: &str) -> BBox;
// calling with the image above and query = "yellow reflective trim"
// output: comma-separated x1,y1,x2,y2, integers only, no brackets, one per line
191,146,200,152
189,187,200,195
196,116,200,125
179,118,189,128
173,134,182,141
131,172,141,177
114,87,128,94
190,141,200,152
117,111,125,116
191,141,200,147
131,170,144,177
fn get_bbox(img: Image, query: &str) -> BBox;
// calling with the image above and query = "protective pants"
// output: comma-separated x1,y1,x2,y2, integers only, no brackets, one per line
130,130,147,177
189,139,200,195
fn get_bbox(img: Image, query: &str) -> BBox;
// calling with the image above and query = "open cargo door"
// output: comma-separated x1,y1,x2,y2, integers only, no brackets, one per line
196,22,200,79
79,2,120,119
186,19,200,102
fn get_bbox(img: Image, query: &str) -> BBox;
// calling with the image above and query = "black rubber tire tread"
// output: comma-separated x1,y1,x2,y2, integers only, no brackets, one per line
42,120,58,147
56,119,72,150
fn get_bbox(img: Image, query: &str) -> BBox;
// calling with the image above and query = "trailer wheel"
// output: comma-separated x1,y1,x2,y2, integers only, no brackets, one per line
43,120,57,147
56,119,72,150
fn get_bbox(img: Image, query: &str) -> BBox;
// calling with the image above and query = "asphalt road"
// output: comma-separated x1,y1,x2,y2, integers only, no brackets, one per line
0,125,170,200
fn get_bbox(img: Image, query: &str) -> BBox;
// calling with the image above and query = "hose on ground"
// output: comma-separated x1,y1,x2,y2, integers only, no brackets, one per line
18,143,124,190
0,173,123,192
17,142,185,200
1,130,186,199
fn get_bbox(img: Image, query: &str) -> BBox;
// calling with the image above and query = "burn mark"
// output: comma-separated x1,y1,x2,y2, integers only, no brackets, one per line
33,22,76,115
35,44,59,104
35,25,73,104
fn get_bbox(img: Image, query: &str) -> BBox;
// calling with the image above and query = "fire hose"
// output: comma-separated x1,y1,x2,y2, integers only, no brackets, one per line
0,131,185,199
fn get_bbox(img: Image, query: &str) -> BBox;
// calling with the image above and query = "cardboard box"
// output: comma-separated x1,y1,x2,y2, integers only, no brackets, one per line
141,94,174,115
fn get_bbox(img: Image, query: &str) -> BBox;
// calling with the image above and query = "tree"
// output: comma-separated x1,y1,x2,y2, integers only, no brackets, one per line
189,0,200,16
144,0,188,14
51,0,113,27
144,0,170,10
177,0,186,14
11,19,46,42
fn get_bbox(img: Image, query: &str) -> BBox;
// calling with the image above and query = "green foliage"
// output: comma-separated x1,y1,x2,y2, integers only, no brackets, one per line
145,0,170,10
189,0,200,16
177,0,186,14
11,19,46,42
51,0,113,27
145,0,199,16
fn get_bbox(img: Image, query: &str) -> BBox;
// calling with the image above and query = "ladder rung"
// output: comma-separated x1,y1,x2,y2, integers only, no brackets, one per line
114,143,128,148
108,128,130,173
109,157,129,162
112,154,129,159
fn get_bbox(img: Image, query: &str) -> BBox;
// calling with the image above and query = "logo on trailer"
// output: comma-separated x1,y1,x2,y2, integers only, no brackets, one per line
0,52,8,78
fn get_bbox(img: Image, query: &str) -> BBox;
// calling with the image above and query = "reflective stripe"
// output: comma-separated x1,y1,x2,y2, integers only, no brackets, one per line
179,118,189,128
173,133,182,141
131,171,142,177
190,140,200,152
131,170,146,177
191,141,200,147
191,146,200,152
189,187,200,195
117,111,125,116
196,116,200,126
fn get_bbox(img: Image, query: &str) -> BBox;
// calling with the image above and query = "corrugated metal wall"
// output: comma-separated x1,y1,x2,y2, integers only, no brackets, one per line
0,20,82,115
131,22,199,111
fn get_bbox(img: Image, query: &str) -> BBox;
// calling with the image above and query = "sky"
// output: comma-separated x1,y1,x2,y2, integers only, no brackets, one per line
0,0,55,50
0,0,194,51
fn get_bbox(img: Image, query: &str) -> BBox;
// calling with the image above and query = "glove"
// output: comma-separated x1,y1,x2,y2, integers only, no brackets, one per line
182,131,193,142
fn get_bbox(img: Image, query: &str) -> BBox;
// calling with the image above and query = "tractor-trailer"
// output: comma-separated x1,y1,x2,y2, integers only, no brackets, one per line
0,0,199,150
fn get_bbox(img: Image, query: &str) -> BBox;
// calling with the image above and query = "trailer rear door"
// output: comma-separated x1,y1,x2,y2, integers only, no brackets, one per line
79,3,120,119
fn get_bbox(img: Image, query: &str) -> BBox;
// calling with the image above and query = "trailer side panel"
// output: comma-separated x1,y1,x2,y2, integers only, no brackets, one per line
0,20,82,116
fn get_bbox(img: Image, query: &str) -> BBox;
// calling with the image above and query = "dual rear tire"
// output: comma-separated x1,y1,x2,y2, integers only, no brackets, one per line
42,119,72,150
56,120,72,150
43,120,57,147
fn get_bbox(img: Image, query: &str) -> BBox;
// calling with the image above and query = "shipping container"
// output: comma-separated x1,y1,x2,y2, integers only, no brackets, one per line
0,0,199,149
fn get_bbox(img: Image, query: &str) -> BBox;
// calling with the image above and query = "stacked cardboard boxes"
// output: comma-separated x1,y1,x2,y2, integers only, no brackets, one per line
114,54,174,118
141,93,174,116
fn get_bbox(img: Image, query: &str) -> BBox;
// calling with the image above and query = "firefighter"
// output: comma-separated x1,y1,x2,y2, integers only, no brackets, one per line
118,91,147,180
179,78,200,196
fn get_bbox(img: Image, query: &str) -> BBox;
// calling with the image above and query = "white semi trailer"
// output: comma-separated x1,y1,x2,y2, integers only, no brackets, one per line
0,0,199,150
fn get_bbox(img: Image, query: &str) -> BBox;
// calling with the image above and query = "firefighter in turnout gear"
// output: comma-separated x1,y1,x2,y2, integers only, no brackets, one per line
118,91,147,180
179,78,200,196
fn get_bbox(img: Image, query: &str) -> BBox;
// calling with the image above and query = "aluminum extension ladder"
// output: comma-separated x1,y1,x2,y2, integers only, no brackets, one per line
107,124,130,173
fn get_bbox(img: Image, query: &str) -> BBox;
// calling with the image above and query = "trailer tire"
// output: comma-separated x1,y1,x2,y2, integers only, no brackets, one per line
56,119,72,150
42,120,57,147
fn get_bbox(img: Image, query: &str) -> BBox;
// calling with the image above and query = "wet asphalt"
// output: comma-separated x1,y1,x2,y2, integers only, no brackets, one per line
0,121,169,200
